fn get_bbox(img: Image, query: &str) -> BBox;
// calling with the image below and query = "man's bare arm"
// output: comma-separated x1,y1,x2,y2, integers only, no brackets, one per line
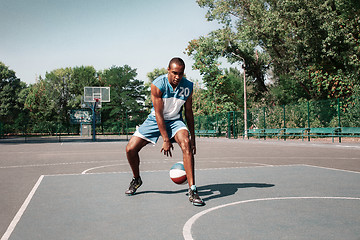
151,83,174,156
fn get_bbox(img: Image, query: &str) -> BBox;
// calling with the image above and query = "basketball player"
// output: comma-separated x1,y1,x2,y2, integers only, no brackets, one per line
125,57,204,206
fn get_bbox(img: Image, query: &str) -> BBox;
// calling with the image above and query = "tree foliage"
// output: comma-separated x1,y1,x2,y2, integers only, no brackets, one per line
21,65,147,129
191,67,246,116
24,66,99,123
99,65,147,123
188,0,360,112
142,68,168,110
186,32,253,114
146,68,168,83
24,78,52,122
0,62,27,125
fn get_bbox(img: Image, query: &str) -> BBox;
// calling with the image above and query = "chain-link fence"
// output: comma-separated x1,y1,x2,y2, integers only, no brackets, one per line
0,111,149,143
1,97,359,143
195,96,360,140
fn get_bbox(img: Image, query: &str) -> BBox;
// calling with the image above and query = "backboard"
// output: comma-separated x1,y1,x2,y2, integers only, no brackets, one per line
84,87,110,103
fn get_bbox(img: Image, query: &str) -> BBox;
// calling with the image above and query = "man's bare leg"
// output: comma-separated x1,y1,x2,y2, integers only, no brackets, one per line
174,130,195,187
125,136,148,178
175,130,204,206
125,136,149,195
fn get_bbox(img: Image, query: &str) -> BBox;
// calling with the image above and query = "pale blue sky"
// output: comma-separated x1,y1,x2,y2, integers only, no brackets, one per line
0,0,221,85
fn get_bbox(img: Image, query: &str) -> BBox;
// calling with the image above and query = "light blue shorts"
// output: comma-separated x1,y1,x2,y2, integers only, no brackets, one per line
133,115,188,144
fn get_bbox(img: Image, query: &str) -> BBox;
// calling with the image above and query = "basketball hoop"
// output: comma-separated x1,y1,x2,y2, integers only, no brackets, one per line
93,98,102,109
83,87,110,103
82,86,110,142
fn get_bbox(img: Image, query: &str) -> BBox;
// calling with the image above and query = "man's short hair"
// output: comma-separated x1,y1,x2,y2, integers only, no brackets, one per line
168,57,185,69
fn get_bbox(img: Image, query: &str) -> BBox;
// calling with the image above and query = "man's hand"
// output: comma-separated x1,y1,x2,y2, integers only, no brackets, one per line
161,140,174,157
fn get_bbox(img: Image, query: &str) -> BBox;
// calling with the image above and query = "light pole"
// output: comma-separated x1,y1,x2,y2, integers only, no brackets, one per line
242,62,247,138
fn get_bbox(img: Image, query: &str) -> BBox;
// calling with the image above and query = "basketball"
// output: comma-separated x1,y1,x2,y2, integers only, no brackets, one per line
169,162,187,184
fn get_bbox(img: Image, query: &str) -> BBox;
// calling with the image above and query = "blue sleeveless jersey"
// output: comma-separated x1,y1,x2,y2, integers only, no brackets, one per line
150,74,193,120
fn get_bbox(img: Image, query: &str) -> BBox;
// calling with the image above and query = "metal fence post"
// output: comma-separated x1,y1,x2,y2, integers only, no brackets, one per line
24,123,27,143
92,104,96,142
216,113,219,137
263,107,266,129
338,98,341,143
198,116,200,131
283,105,286,141
263,107,266,140
126,112,128,141
227,112,230,139
233,111,238,139
307,101,310,141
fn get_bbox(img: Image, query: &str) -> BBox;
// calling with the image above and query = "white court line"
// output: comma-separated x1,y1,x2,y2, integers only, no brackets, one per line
183,196,360,240
81,160,170,174
200,156,360,160
81,162,359,176
0,160,122,169
81,160,274,175
2,165,358,239
197,164,305,171
7,163,356,179
201,160,271,167
301,164,360,174
49,164,359,177
81,163,272,175
80,159,279,175
1,176,44,240
81,164,127,174
1,155,358,169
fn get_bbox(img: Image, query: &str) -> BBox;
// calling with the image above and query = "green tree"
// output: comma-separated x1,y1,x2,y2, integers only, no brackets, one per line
222,68,244,109
23,65,147,129
194,0,360,104
68,66,98,107
186,18,269,100
0,62,27,126
191,81,207,115
24,78,52,122
24,66,99,124
186,32,257,114
146,68,168,83
143,68,167,110
100,65,147,129
44,68,73,122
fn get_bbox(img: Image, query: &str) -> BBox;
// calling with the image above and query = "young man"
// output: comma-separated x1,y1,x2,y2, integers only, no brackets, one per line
125,57,204,206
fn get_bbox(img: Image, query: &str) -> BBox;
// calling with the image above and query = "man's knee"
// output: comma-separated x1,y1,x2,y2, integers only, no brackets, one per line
125,143,135,155
177,136,191,153
125,137,143,155
127,136,149,155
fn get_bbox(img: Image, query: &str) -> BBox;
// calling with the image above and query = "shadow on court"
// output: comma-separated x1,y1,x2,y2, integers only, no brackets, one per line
136,183,275,202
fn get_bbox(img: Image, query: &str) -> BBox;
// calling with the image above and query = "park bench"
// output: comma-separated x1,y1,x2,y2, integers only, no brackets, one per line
245,129,264,139
283,128,308,141
264,128,284,140
195,129,217,137
337,127,360,141
307,127,340,142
